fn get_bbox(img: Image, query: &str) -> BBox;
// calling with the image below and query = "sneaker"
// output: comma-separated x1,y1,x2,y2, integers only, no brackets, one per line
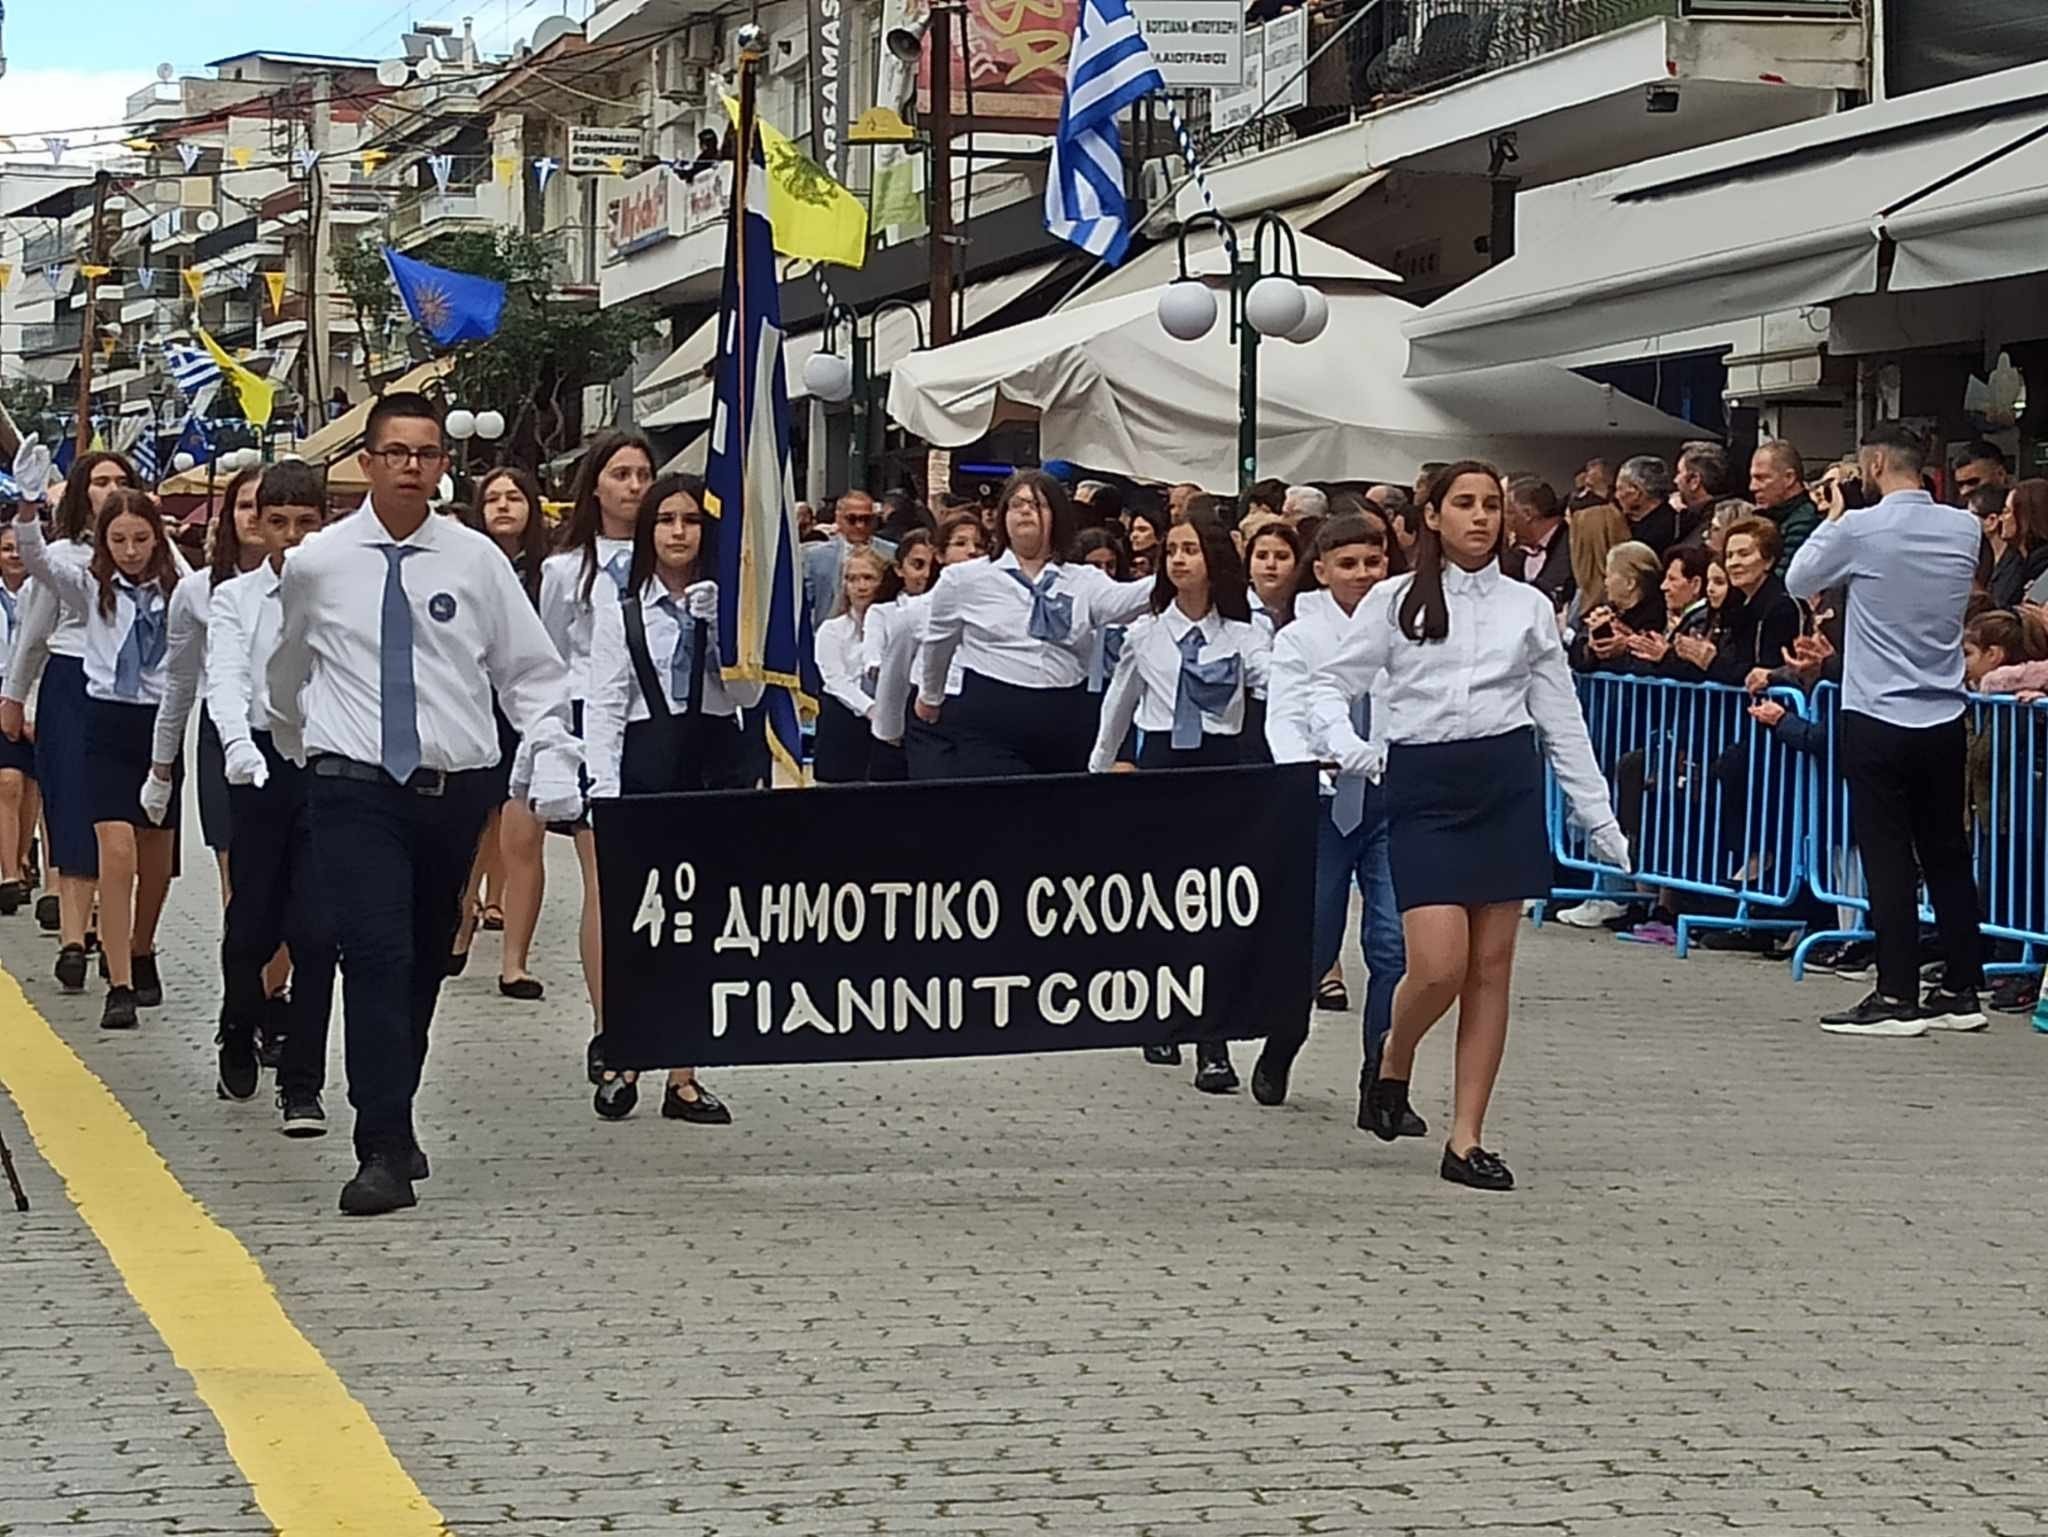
1192,1046,1239,1095
1920,989,1988,1032
53,943,88,993
1617,920,1678,947
215,1026,260,1100
255,993,290,1070
1556,898,1626,929
131,953,162,1008
1820,992,1927,1037
1989,973,2042,1016
1698,928,1782,955
1831,940,1876,980
99,985,139,1031
0,878,25,915
277,1089,327,1137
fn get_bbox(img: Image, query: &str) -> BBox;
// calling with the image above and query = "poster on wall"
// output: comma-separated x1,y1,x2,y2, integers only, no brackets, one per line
915,0,1081,125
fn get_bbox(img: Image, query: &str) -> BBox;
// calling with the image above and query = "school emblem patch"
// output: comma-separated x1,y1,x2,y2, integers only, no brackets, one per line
429,592,457,622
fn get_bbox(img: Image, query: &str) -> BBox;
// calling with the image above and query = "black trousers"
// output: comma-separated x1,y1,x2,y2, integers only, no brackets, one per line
1841,711,1984,1001
307,766,495,1159
220,734,338,1097
944,673,1095,779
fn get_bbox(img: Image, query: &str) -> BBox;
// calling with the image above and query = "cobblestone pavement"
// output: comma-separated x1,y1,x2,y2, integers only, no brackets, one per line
4,835,2048,1537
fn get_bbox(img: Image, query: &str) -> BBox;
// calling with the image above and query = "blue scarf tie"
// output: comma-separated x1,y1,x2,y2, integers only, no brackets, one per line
1170,626,1241,750
112,579,169,701
603,548,632,597
1088,624,1125,693
0,584,16,631
655,594,698,706
1004,566,1072,644
1332,694,1371,835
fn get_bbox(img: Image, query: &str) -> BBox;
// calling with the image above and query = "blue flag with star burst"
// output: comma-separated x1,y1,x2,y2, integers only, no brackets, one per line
705,96,812,779
383,247,506,348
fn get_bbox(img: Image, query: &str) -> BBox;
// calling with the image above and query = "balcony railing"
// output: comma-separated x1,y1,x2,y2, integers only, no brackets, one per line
389,190,487,244
19,320,84,357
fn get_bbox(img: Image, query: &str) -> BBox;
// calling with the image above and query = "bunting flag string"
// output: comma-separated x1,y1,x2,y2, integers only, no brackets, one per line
43,137,68,165
360,148,389,176
229,146,254,170
137,266,156,290
79,264,112,282
43,264,67,294
294,148,321,175
533,156,559,196
183,268,206,303
493,155,517,186
428,153,454,195
263,272,287,314
0,263,12,291
177,142,203,172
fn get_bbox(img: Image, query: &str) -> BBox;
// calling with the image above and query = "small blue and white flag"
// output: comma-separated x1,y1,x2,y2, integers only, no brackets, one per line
164,343,222,396
130,428,159,486
1044,0,1166,265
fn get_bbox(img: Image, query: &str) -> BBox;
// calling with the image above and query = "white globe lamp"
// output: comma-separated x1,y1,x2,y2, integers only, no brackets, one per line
1245,275,1307,339
1157,280,1218,342
474,409,506,441
802,350,854,405
171,451,195,472
1286,285,1329,344
444,407,477,441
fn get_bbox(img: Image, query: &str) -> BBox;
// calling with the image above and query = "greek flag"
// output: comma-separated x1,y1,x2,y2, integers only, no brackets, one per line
130,428,159,487
1044,0,1166,265
164,343,222,396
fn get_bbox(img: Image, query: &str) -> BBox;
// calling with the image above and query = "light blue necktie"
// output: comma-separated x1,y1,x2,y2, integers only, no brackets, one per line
112,580,169,701
604,548,632,597
1088,624,1125,693
0,584,17,630
1332,694,1371,836
656,594,697,706
1170,627,1241,750
1004,566,1073,643
377,544,425,782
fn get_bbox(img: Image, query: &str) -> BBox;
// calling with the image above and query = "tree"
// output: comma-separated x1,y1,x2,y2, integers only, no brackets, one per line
333,231,657,472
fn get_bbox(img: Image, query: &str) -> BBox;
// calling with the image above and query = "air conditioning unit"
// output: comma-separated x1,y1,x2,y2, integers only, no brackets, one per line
681,20,719,65
654,41,706,102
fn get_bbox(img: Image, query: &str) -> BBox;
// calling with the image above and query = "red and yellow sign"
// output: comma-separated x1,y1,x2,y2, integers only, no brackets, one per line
918,0,1077,125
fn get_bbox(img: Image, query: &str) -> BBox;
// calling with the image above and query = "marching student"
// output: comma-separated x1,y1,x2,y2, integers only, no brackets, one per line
540,433,652,1087
455,466,552,999
202,462,338,1128
916,470,1152,777
15,484,183,1031
267,392,581,1216
581,471,739,1126
1308,462,1628,1193
0,525,40,916
889,528,935,599
872,511,985,781
1245,520,1300,633
2,451,133,977
1090,515,1269,1092
812,544,888,785
1252,513,1420,1133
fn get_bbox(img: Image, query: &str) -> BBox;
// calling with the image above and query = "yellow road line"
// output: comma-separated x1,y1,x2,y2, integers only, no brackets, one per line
0,970,451,1537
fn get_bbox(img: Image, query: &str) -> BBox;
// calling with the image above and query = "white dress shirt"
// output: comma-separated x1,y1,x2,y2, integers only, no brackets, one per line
16,519,175,706
1089,604,1269,772
918,552,1152,705
540,537,635,698
870,591,961,743
267,503,577,785
1307,562,1617,839
814,611,873,718
148,569,213,764
1,537,90,712
0,577,28,696
1266,589,1383,794
207,562,285,747
584,576,740,802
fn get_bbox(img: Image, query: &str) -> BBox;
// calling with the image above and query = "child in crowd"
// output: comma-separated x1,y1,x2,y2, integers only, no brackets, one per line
0,524,39,916
812,545,889,784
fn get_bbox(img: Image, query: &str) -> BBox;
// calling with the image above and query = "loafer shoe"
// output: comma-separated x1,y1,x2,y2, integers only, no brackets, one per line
1441,1144,1515,1191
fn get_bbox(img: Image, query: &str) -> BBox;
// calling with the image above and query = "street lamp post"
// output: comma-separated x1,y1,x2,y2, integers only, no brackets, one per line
1155,212,1328,492
803,298,930,492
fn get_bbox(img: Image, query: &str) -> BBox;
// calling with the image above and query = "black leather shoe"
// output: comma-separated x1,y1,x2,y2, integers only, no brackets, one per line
586,1034,606,1086
1193,1046,1238,1095
132,953,163,1008
35,892,59,931
408,1144,430,1181
1141,1043,1182,1066
339,1154,417,1216
1251,1031,1305,1106
100,986,139,1032
662,1081,732,1124
215,1025,258,1097
1362,1075,1411,1142
0,878,25,915
499,975,545,1001
445,949,469,978
1440,1144,1515,1191
594,1076,638,1120
54,943,87,993
1356,1086,1429,1138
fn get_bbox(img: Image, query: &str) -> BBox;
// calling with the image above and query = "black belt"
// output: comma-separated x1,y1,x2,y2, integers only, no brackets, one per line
310,755,449,797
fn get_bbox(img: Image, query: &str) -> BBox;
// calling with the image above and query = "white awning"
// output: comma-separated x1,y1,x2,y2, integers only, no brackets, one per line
1404,74,2048,376
1888,124,2048,292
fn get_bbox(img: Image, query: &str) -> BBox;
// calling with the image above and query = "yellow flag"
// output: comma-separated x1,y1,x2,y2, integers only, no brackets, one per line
229,145,253,170
722,97,868,270
80,263,111,281
604,155,625,176
198,324,276,429
0,262,12,289
263,271,287,313
183,268,205,303
360,148,388,175
493,155,517,186
101,333,117,358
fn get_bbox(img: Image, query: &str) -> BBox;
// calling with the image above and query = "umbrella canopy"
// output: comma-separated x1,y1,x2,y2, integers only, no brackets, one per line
887,279,1705,489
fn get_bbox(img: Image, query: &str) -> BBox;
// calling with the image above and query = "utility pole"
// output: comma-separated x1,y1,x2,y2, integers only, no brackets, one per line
308,71,335,413
72,168,113,460
926,2,955,348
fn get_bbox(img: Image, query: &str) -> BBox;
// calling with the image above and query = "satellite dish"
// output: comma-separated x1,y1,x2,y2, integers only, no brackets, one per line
156,62,176,83
195,209,221,232
532,16,583,50
375,58,410,87
414,53,441,81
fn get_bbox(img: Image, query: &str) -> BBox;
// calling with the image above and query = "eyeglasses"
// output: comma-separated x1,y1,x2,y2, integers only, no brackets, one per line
369,445,449,470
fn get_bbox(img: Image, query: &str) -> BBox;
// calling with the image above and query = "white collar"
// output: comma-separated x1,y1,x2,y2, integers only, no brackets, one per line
1444,560,1502,598
1162,602,1221,643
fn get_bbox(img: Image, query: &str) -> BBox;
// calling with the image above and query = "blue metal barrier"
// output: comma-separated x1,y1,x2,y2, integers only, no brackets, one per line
1551,675,1810,956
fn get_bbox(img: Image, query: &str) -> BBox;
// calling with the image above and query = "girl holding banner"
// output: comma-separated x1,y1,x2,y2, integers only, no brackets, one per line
915,471,1152,779
582,471,738,1126
1088,514,1270,1093
1308,463,1629,1193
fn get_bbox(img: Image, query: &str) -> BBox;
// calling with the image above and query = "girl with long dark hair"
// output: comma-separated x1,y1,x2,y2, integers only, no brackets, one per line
871,512,986,781
916,470,1150,777
456,466,551,997
582,472,740,1125
1,449,134,981
1309,462,1626,1192
16,486,184,1029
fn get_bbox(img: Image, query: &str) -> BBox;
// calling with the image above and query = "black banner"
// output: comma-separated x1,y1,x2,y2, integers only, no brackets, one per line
594,766,1317,1070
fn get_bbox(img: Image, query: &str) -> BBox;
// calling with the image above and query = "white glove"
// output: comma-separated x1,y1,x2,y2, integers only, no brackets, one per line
222,738,269,788
139,772,173,826
11,434,52,502
1335,739,1385,782
1589,821,1632,873
684,579,718,623
531,786,584,824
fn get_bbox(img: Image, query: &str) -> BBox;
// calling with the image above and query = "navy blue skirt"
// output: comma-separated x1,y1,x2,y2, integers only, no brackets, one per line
0,729,34,777
1384,727,1550,911
34,653,97,875
85,696,182,832
196,708,232,851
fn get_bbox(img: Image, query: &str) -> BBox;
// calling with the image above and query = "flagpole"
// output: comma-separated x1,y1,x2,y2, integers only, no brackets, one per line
734,31,763,519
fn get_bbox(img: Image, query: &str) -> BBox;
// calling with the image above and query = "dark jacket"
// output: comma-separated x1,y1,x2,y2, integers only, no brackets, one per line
1503,522,1574,611
1570,592,1666,675
1765,492,1821,576
1651,599,1715,681
1706,575,1801,685
1624,501,1679,557
1988,542,2048,608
